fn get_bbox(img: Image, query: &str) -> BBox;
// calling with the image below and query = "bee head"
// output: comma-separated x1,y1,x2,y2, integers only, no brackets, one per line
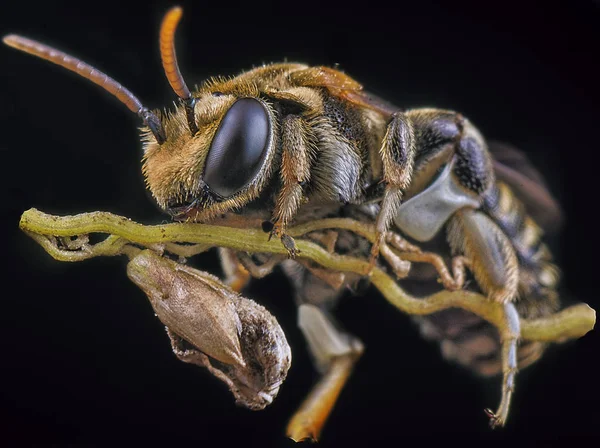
144,6,278,221
142,89,278,221
3,6,279,223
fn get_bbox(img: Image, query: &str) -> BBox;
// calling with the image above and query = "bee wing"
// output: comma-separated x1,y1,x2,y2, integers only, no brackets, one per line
341,89,401,117
289,66,400,117
489,141,563,234
290,66,363,90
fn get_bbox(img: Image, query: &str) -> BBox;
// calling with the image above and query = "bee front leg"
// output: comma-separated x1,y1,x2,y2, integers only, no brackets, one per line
271,114,316,258
287,304,364,442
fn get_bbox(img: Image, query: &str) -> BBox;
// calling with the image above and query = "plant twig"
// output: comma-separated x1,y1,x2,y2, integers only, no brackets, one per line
19,208,595,343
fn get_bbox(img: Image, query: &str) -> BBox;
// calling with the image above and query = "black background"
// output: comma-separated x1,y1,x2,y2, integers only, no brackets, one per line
1,0,599,446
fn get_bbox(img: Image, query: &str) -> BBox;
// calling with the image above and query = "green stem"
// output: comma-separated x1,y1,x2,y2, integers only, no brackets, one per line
19,208,595,343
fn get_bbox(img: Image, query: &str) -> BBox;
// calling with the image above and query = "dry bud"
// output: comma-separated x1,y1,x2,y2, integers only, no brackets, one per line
127,250,291,409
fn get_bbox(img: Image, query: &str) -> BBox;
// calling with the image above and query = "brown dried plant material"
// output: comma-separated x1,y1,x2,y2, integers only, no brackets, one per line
127,250,292,410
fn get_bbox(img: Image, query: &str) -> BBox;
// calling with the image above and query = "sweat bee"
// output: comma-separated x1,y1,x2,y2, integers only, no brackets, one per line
5,6,572,441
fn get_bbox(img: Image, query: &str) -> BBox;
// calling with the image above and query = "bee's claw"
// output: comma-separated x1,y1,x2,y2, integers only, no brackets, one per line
268,225,280,243
365,253,377,276
270,224,299,259
365,234,383,275
484,408,503,429
281,234,299,259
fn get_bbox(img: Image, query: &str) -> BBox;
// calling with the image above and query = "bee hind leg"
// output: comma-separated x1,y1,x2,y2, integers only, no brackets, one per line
287,304,364,442
447,209,519,303
485,302,521,428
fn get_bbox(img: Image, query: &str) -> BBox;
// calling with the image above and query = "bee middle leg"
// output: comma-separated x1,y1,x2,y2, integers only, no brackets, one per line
372,109,473,266
369,112,417,267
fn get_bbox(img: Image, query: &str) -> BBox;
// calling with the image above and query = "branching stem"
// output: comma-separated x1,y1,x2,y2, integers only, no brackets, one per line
19,208,595,343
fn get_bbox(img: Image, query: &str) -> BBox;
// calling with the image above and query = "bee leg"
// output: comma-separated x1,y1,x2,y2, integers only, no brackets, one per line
271,114,316,258
399,251,470,291
237,252,285,279
220,248,284,291
485,302,520,428
287,304,364,442
379,241,412,278
296,259,347,290
472,340,547,377
426,114,519,301
371,108,463,266
307,229,339,254
218,248,251,292
369,112,416,270
385,231,421,253
386,232,469,289
447,208,519,303
388,109,516,301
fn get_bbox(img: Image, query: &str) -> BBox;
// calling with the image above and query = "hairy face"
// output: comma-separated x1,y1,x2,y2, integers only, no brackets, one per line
142,87,278,222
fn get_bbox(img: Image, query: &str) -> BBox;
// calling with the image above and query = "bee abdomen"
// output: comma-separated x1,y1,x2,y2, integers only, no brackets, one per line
484,181,561,315
484,182,550,268
414,308,546,376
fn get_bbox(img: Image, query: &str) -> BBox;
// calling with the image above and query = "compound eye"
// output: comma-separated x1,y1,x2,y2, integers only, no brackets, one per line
203,98,271,198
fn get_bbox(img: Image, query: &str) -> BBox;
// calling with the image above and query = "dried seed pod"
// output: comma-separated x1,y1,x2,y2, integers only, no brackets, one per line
127,250,291,409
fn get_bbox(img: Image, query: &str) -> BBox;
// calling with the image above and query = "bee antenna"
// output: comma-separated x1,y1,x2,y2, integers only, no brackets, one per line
160,6,199,136
3,34,167,145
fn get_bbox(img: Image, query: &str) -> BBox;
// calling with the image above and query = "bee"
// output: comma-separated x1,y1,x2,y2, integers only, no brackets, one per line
5,5,566,440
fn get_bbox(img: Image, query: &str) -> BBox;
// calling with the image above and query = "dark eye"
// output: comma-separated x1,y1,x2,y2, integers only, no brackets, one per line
203,98,271,198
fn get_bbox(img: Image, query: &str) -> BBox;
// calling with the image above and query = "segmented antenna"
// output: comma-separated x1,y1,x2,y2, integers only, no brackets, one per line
160,7,199,136
3,34,166,144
